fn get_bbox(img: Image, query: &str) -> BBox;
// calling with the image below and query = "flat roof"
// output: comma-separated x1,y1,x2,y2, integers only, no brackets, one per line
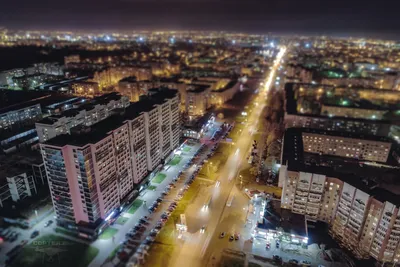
187,84,210,93
285,83,400,121
44,88,177,147
0,89,74,114
37,93,124,125
258,199,307,237
282,128,400,206
212,80,237,93
0,151,43,185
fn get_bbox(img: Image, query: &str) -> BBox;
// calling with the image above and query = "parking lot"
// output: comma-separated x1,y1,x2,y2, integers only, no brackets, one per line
101,120,231,266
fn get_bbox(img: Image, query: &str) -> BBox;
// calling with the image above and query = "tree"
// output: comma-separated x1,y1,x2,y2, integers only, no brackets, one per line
266,132,277,146
249,167,258,176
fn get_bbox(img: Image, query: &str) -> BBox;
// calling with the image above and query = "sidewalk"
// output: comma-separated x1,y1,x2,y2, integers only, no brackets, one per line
89,142,202,267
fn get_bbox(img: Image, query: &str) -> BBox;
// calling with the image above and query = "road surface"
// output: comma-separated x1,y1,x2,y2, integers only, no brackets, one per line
168,47,287,267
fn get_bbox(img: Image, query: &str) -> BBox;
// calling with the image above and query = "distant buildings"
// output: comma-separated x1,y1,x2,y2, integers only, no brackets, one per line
0,151,47,208
71,81,100,97
284,83,400,137
0,63,64,89
40,88,180,236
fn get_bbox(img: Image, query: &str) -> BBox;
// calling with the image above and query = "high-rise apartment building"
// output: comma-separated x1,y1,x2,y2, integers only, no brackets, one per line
279,127,400,263
40,88,180,235
36,93,129,143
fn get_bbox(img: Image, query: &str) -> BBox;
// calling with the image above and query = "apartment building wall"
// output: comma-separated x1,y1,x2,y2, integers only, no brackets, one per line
186,90,210,117
72,82,100,97
170,96,180,150
302,132,391,163
319,177,342,223
0,103,42,130
41,145,83,224
129,115,148,184
144,108,162,171
284,113,391,137
42,89,181,227
279,166,400,263
113,124,134,201
321,105,386,120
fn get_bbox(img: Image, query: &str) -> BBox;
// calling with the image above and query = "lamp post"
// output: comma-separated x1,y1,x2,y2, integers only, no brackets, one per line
208,162,213,176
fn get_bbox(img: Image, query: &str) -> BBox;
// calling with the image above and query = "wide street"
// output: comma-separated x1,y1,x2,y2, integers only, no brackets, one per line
167,47,287,267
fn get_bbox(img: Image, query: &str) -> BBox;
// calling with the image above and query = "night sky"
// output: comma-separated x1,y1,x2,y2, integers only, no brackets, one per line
1,0,399,38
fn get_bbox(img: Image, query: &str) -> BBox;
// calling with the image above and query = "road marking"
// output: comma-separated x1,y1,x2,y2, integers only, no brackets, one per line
200,234,212,258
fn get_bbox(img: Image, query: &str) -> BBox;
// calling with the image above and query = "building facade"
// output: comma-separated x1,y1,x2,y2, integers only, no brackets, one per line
279,166,400,264
41,89,180,233
302,132,392,163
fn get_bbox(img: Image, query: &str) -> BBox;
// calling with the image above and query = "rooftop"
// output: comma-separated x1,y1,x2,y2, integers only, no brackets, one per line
0,89,74,115
285,82,400,121
282,128,400,205
257,199,308,238
44,88,177,147
36,92,125,125
187,84,210,93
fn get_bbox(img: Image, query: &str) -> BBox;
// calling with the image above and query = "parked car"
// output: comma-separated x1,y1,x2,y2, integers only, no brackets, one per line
229,235,234,241
300,260,311,266
146,236,155,242
219,232,225,238
288,259,299,265
234,233,240,240
272,255,282,263
200,225,206,234
266,242,271,249
44,220,53,227
30,230,39,239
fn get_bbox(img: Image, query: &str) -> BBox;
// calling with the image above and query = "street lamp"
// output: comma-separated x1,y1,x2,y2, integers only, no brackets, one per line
208,162,213,176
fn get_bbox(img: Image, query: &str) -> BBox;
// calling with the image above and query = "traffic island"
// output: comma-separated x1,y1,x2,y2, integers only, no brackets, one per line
115,216,129,225
127,199,144,214
169,156,182,166
99,227,118,240
152,173,167,184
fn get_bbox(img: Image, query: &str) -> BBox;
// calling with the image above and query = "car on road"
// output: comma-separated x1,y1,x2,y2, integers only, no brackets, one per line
276,240,280,248
146,236,156,242
288,259,299,265
266,242,271,249
8,232,18,242
149,231,157,237
200,226,206,234
30,230,39,239
215,181,220,187
229,235,234,241
219,232,225,238
44,220,53,227
140,244,150,250
300,260,312,266
272,255,282,263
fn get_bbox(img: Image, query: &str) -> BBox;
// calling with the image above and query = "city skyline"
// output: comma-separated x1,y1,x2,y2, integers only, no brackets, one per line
1,0,400,38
